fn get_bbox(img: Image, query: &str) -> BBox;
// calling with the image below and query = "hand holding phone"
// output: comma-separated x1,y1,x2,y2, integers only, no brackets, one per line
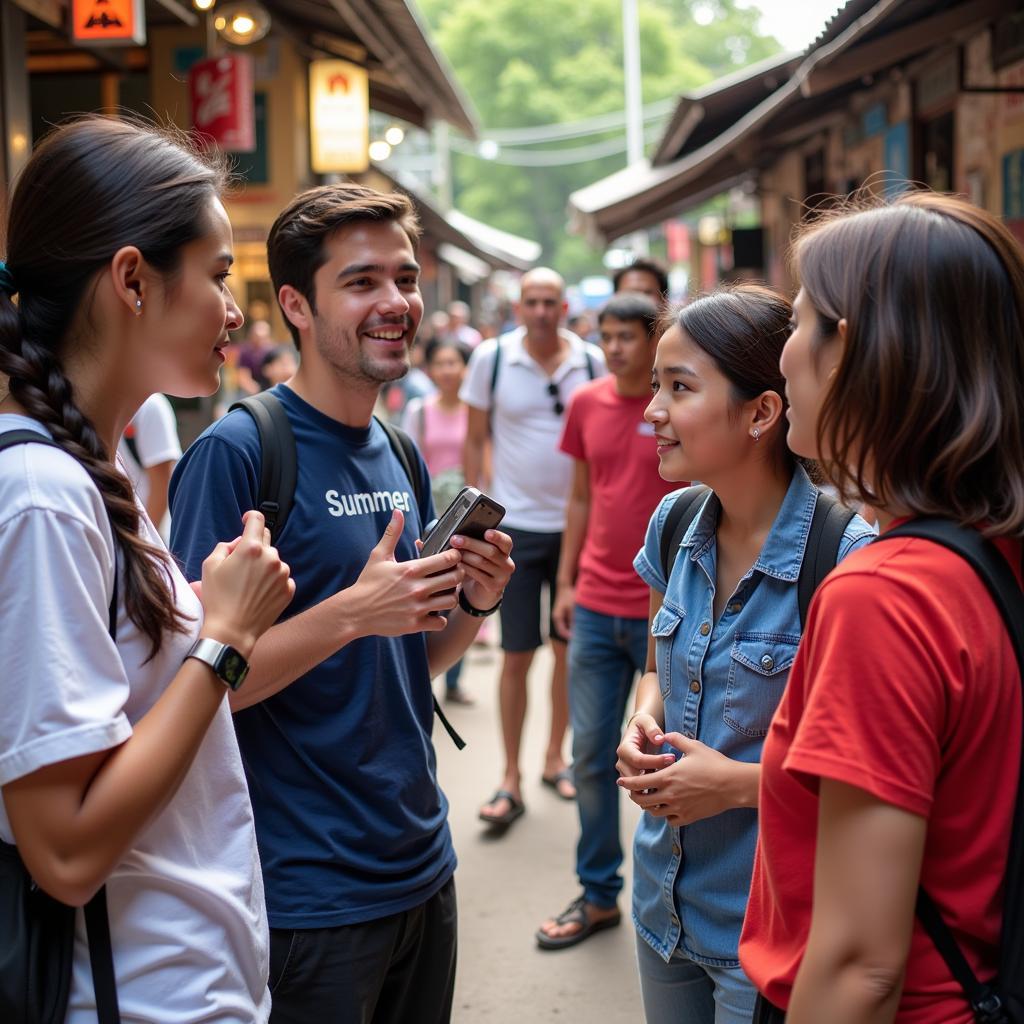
420,487,506,559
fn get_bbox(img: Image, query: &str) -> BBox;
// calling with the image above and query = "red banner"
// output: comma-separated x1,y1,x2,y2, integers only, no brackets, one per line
189,55,255,152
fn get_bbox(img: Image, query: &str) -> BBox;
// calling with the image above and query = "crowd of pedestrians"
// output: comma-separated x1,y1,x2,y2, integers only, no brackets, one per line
1,113,1022,1024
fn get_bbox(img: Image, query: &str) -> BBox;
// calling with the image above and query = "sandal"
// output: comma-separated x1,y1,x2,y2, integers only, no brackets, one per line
535,895,621,950
541,767,576,801
478,789,525,827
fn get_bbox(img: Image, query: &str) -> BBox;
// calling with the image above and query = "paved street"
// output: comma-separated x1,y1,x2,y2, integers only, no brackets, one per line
434,642,644,1023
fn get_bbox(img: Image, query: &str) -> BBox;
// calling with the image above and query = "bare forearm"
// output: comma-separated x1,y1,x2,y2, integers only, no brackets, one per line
556,494,589,587
463,437,485,489
788,960,902,1024
229,590,363,711
18,661,228,905
632,671,665,726
427,606,483,677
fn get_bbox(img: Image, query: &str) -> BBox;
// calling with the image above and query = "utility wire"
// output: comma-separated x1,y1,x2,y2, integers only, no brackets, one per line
448,123,666,166
481,96,677,145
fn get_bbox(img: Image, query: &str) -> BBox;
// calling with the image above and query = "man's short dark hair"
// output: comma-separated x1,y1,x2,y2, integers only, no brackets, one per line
612,257,669,298
597,293,659,339
267,183,421,348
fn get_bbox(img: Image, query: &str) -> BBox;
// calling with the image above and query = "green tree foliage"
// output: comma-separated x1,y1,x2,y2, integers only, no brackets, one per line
419,0,781,278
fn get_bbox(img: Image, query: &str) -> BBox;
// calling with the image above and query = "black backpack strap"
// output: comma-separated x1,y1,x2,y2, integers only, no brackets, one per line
229,392,296,544
797,493,856,629
915,889,1006,1023
489,338,503,400
584,348,595,380
659,485,711,583
487,339,503,431
0,429,122,1021
375,417,423,511
373,418,465,750
0,428,63,455
881,519,1024,1024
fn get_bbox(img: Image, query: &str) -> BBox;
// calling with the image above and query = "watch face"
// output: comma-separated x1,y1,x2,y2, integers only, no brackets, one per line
220,648,249,689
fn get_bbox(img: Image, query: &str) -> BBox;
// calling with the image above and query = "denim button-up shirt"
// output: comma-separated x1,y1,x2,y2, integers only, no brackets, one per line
631,466,875,965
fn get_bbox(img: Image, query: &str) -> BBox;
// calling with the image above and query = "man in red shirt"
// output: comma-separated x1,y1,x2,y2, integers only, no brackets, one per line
535,292,677,949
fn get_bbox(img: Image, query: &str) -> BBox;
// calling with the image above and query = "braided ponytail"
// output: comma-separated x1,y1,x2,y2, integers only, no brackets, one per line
1,116,228,657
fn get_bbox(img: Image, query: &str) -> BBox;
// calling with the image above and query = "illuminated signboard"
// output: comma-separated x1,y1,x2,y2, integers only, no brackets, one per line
71,0,146,46
310,59,369,174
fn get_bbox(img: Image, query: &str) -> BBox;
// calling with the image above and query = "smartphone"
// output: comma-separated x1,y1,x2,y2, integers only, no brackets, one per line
420,486,506,559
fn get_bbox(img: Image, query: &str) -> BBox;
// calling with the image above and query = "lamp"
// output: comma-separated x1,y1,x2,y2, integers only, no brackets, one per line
214,0,270,44
192,0,215,10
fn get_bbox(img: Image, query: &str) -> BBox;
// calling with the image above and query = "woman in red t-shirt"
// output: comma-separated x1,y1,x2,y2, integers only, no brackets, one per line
739,192,1024,1023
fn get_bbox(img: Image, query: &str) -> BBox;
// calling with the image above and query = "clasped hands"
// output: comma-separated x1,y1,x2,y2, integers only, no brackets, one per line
615,712,738,827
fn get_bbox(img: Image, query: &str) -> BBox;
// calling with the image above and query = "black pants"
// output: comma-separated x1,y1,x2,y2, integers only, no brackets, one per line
753,993,787,1024
268,877,457,1024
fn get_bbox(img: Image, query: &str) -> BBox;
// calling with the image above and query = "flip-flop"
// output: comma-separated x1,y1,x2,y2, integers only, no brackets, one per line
536,895,621,950
478,789,525,826
541,768,576,801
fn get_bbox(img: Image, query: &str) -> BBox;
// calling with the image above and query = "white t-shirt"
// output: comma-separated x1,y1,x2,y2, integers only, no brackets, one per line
460,327,606,532
0,414,270,1024
117,394,182,507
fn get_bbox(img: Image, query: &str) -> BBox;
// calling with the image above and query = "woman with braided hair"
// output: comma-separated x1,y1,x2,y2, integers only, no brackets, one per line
0,116,294,1021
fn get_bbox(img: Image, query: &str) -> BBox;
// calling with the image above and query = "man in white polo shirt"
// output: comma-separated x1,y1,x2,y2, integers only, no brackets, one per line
462,268,605,828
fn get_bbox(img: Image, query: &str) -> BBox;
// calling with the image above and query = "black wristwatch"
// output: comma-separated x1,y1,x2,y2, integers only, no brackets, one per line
458,588,502,618
185,637,250,690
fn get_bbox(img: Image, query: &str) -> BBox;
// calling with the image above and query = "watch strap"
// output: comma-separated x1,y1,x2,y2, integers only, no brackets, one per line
185,637,249,690
458,588,502,618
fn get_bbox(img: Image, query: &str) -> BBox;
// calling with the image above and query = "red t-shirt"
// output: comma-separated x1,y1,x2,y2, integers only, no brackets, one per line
740,530,1022,1022
558,376,676,619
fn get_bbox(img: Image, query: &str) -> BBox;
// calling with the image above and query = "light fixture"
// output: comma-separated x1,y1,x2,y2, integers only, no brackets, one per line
368,139,392,162
384,125,405,147
213,0,270,45
192,0,215,11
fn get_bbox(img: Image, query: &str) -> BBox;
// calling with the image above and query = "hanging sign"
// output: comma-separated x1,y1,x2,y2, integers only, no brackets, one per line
189,55,256,152
71,0,145,46
310,59,369,174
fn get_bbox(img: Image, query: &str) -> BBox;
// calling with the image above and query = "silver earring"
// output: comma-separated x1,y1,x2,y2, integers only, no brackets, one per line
135,297,143,316
752,428,761,442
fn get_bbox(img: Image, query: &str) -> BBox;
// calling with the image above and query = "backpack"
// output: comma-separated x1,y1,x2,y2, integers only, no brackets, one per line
228,392,466,749
658,484,856,628
0,429,120,1023
881,519,1024,1024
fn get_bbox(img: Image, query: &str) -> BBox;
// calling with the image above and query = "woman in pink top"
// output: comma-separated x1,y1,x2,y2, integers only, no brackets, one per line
403,337,475,703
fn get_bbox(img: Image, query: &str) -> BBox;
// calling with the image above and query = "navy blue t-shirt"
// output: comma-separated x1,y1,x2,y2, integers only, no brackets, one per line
169,384,455,928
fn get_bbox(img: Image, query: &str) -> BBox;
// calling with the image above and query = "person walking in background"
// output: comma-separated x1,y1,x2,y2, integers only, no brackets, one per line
613,257,670,308
740,194,1024,1023
616,286,873,1024
536,292,675,950
235,318,276,396
118,392,182,538
462,267,606,827
0,115,293,1023
259,344,299,389
403,336,475,705
170,183,513,1024
447,300,482,348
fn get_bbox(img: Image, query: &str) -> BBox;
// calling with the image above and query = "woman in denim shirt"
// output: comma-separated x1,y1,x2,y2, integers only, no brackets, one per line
615,286,874,1024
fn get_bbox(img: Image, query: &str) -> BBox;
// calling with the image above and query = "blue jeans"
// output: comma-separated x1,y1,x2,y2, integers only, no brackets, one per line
636,934,757,1024
569,605,648,909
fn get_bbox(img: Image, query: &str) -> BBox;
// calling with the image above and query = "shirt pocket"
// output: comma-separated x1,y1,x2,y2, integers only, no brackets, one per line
650,600,685,699
724,632,800,738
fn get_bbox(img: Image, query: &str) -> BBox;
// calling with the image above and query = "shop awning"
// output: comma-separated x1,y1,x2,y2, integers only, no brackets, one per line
569,0,1001,244
20,0,477,138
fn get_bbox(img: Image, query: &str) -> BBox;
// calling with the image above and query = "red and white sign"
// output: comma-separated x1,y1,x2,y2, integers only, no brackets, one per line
189,55,256,152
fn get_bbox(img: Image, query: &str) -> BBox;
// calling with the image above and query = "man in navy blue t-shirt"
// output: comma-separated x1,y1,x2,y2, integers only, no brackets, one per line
170,184,513,1024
